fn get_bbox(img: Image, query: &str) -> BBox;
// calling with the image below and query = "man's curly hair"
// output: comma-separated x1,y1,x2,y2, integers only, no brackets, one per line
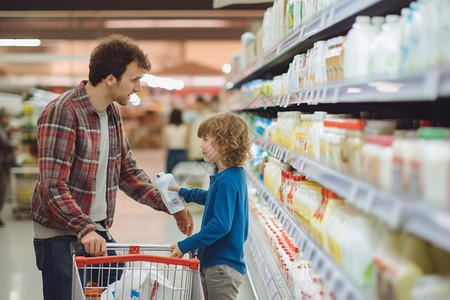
89,33,151,86
197,112,252,168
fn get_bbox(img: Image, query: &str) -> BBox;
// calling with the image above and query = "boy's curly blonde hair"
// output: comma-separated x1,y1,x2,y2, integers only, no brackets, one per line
197,112,252,168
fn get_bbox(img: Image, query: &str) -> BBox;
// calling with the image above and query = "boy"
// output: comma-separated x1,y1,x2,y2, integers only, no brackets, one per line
170,111,252,300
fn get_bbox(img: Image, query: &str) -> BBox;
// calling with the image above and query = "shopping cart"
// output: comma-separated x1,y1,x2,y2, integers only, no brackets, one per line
71,242,203,300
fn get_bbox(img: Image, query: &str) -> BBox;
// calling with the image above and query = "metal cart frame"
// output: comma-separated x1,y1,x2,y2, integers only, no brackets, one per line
72,243,203,300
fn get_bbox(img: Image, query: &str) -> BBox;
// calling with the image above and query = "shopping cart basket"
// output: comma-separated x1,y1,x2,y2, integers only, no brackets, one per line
71,242,203,300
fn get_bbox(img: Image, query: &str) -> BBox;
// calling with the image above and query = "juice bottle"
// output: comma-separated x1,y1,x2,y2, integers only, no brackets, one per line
343,119,365,176
305,111,327,159
286,174,301,213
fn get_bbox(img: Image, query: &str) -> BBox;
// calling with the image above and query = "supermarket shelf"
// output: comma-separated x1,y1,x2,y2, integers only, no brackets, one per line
246,170,370,300
236,67,450,111
245,214,295,300
229,0,411,89
254,139,450,253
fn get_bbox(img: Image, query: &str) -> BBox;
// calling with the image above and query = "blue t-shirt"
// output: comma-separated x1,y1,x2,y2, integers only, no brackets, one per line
178,167,249,274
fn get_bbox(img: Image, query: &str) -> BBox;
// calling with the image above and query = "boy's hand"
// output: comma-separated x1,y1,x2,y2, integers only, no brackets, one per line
173,208,194,236
168,186,181,193
169,243,184,258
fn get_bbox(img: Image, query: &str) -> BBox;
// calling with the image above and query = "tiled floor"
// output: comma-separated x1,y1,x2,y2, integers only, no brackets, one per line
0,148,256,300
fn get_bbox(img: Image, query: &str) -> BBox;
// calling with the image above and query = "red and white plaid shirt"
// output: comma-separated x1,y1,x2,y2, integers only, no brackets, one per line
31,80,167,238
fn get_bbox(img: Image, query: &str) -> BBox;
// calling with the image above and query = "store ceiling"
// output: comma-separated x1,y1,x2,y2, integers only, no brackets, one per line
0,1,272,91
0,1,270,41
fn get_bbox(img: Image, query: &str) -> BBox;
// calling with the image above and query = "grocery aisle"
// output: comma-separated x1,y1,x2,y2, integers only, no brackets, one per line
0,148,256,300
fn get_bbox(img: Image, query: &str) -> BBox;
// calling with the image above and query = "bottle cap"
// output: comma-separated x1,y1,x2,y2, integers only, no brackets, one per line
418,127,450,139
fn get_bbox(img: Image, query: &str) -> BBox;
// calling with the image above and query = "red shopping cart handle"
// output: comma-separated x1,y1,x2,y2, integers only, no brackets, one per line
76,254,200,270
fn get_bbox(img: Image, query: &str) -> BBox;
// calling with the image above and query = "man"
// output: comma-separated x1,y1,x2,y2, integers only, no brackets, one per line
31,34,193,300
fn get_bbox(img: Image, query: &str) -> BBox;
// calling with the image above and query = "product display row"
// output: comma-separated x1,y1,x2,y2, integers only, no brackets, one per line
246,150,450,300
231,0,412,85
246,189,336,300
224,0,450,299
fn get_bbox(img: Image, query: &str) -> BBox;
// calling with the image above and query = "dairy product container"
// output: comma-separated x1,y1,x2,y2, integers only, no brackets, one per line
415,127,450,209
306,111,326,159
374,232,424,300
292,114,312,154
282,171,294,207
319,120,332,165
361,135,396,188
391,137,416,196
371,16,385,35
343,119,365,176
344,15,374,80
314,41,328,86
154,172,185,214
342,213,379,289
327,119,345,170
286,174,301,213
325,36,345,82
292,174,307,220
371,14,402,76
411,276,450,300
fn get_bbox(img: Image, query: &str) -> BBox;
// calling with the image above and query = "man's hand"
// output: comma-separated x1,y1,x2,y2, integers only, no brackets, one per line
173,208,194,236
169,243,184,258
80,231,107,256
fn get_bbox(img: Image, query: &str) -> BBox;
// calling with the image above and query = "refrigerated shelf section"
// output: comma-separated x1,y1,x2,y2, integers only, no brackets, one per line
230,0,412,89
254,139,450,253
236,67,450,110
245,215,295,300
247,170,371,300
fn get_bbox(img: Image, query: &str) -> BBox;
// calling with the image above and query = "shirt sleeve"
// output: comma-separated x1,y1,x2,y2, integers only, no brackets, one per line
37,103,96,238
116,112,169,213
179,188,208,205
178,183,237,254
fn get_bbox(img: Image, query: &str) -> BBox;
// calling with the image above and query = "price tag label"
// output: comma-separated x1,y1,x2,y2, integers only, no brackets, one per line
298,26,306,41
363,188,376,213
276,95,283,106
348,183,358,204
332,85,340,102
387,200,404,228
326,7,336,27
423,68,440,100
298,91,305,105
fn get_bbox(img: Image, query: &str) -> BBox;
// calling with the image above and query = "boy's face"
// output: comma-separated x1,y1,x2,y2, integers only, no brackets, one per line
199,135,220,164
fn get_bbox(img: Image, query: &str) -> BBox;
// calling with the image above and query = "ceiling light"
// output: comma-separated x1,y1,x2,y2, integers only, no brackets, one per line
142,74,184,90
105,19,230,29
222,63,232,74
129,93,141,106
0,39,41,47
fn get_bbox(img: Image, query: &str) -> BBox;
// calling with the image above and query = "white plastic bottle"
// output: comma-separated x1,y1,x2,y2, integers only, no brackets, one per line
344,15,374,80
154,172,185,214
306,111,327,159
371,14,402,77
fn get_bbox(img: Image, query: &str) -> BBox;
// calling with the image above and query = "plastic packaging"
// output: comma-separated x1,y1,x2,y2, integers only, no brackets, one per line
370,14,402,76
154,172,185,214
344,15,374,80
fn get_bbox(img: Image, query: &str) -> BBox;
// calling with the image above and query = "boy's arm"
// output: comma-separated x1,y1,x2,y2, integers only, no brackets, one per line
179,187,208,205
177,183,237,254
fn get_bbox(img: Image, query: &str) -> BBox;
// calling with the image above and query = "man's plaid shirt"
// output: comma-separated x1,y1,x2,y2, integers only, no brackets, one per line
31,81,168,238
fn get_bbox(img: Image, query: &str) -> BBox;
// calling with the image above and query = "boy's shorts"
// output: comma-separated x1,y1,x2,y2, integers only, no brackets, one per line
200,264,245,300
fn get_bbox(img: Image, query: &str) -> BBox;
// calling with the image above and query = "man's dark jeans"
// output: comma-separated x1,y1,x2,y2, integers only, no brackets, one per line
34,231,122,300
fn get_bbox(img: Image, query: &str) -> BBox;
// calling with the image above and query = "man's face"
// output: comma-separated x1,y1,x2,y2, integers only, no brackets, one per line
110,60,144,106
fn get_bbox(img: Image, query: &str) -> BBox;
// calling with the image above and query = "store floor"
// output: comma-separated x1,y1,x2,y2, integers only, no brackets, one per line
0,148,256,300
